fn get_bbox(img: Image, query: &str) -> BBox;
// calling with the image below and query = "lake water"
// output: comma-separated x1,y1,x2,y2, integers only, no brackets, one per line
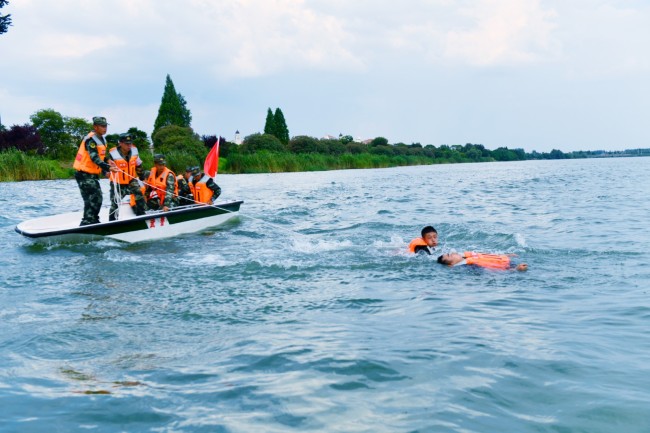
1,158,649,432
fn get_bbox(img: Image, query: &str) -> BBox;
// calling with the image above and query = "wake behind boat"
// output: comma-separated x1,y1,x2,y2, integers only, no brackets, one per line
15,199,243,243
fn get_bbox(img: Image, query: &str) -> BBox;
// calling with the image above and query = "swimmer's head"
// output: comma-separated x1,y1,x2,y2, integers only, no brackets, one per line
437,252,464,266
421,226,438,248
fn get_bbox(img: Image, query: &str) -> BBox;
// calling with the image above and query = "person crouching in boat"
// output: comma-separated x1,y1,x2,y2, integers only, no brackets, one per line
191,168,222,205
176,166,195,206
145,154,178,212
106,133,146,221
408,226,438,255
437,251,528,271
72,116,118,226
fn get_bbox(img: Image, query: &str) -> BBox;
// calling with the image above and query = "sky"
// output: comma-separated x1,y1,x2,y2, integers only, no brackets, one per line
1,0,649,153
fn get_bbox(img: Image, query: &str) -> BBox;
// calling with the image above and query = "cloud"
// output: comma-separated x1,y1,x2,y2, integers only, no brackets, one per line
442,0,559,66
2,0,649,150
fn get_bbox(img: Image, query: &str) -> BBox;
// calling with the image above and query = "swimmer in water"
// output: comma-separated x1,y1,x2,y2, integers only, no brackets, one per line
437,251,528,271
407,226,439,255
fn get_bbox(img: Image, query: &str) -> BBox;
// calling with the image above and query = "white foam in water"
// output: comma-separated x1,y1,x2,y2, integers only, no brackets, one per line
514,233,527,247
175,252,231,267
290,237,353,253
103,249,150,263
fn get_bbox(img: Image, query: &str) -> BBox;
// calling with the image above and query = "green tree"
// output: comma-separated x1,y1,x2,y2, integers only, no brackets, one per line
549,149,567,159
273,108,290,145
240,133,285,154
152,125,206,174
64,116,92,145
263,108,275,136
320,138,346,155
153,74,192,134
0,0,11,35
105,133,120,146
370,136,389,147
127,126,151,152
492,147,518,161
288,135,320,153
340,135,354,144
30,109,71,159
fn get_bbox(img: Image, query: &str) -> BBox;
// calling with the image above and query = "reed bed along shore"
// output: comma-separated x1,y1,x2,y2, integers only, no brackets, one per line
1,150,447,181
0,150,71,182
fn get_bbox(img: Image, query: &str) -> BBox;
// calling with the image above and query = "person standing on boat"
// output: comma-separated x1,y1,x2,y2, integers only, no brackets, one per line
176,166,195,206
145,154,178,211
72,116,118,226
191,168,221,204
408,226,438,255
105,133,146,221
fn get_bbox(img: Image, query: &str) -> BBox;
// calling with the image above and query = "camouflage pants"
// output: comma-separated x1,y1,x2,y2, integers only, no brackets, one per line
75,171,102,226
109,180,146,221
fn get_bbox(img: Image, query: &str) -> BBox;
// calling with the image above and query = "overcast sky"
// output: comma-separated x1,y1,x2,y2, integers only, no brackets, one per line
1,0,649,152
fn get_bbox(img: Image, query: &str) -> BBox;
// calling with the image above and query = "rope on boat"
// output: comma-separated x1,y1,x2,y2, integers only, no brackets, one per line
110,167,311,239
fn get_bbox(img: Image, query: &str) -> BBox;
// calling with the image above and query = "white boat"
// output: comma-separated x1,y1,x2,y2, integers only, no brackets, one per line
15,199,243,243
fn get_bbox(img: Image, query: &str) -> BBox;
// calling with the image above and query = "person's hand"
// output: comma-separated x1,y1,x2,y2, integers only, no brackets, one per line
163,206,169,212
109,160,119,172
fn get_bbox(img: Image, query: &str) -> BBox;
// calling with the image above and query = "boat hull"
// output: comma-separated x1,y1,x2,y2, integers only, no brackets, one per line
15,201,243,244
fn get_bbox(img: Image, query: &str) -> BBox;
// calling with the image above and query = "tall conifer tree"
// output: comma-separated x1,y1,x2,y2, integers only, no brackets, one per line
263,108,275,136
153,74,192,133
273,108,290,145
0,0,12,35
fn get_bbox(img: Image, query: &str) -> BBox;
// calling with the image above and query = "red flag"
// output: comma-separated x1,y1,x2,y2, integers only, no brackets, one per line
204,137,220,177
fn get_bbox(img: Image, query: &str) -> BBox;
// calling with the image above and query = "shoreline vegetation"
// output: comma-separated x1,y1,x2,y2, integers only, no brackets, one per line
1,145,648,182
3,76,648,182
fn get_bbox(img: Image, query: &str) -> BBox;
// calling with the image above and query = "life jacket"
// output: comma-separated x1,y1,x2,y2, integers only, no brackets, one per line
464,251,511,270
108,146,140,185
408,238,429,254
146,166,178,205
188,175,197,198
73,132,106,174
193,174,214,204
127,179,146,207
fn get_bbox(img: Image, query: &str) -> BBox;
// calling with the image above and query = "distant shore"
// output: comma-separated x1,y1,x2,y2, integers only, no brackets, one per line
1,148,648,182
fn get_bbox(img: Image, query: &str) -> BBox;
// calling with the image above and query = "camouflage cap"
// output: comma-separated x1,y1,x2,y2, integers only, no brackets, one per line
185,166,193,172
92,116,108,126
153,154,166,164
119,133,133,143
191,166,201,175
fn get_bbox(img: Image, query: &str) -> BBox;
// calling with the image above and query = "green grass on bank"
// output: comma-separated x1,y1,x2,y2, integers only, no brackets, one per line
221,151,444,174
0,150,72,181
0,149,466,181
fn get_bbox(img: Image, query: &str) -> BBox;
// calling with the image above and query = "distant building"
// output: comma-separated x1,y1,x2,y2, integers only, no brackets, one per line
234,130,242,145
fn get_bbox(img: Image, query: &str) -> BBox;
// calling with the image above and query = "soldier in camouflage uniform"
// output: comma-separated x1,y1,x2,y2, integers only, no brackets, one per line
145,154,178,211
105,133,146,221
176,166,196,206
191,167,222,204
72,116,117,226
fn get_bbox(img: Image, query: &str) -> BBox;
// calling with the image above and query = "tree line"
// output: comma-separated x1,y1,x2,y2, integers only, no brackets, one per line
0,73,644,181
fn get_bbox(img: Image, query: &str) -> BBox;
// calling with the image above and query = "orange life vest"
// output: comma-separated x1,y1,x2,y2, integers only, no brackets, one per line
146,166,178,205
408,238,428,254
73,132,106,174
193,174,214,204
464,252,511,270
108,146,140,185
